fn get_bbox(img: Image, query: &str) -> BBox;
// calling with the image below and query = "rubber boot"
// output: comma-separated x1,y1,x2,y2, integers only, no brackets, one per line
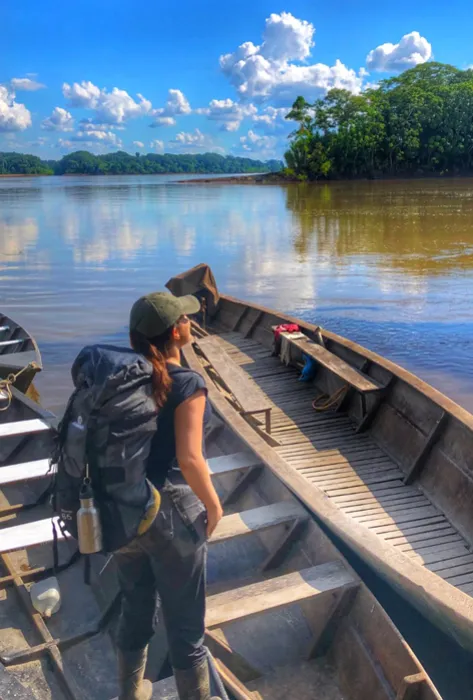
117,647,153,700
173,658,221,700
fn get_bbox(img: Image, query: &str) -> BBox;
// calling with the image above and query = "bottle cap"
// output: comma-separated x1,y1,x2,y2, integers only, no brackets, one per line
79,478,94,500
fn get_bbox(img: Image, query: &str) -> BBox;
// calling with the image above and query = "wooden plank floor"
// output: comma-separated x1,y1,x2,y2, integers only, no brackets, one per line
215,332,473,597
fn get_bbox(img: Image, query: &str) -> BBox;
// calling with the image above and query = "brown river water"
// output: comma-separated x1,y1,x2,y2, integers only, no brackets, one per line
1,174,472,414
1,174,473,696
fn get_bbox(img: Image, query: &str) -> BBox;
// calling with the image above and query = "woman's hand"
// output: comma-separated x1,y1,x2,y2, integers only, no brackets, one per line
206,501,224,538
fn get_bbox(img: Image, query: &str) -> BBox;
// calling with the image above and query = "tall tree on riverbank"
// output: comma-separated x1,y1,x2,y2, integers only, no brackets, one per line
284,62,473,180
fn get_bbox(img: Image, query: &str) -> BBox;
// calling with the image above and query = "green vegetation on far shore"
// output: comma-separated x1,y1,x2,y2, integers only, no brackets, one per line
283,62,473,181
0,150,282,176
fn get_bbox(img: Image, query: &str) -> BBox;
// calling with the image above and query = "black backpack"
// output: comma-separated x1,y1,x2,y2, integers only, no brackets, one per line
51,344,158,553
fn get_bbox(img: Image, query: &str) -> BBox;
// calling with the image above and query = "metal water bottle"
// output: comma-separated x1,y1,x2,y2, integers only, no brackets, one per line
77,478,103,554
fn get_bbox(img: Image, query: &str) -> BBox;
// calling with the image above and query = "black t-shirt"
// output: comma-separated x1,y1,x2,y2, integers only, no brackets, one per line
147,363,212,488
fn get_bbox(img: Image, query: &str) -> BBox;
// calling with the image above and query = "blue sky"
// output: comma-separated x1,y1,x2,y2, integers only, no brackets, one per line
3,0,472,160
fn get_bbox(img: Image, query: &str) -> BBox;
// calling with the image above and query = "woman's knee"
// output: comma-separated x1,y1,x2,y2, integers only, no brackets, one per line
168,635,206,670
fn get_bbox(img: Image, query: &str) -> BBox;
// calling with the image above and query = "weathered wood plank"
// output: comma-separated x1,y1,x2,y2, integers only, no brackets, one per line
281,334,381,393
206,562,357,628
376,521,451,538
221,466,263,506
354,506,440,527
396,673,428,700
261,518,308,572
197,336,272,414
331,485,421,504
0,517,61,553
428,554,473,573
408,542,472,564
404,412,448,485
306,463,400,482
0,458,54,485
208,452,261,476
432,562,473,580
322,472,404,493
211,502,307,543
343,497,428,516
204,629,261,683
0,418,51,438
397,534,463,553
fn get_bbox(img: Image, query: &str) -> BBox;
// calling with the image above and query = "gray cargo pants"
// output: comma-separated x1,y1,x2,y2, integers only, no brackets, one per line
114,481,208,670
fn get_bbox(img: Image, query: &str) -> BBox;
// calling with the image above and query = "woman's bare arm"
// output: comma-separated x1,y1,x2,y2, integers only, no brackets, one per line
175,389,223,536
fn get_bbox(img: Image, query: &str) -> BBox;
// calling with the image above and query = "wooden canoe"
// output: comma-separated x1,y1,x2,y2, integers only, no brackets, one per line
178,281,473,655
0,312,42,392
0,372,441,698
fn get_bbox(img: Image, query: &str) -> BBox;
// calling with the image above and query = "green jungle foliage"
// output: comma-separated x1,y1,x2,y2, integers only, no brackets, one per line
283,63,473,180
0,150,282,175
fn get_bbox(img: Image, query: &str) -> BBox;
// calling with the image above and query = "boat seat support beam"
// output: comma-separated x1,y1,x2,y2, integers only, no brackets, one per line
404,412,448,485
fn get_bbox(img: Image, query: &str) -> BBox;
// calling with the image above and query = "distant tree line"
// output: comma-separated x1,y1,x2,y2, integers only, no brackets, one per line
283,62,473,180
0,153,54,175
0,150,282,176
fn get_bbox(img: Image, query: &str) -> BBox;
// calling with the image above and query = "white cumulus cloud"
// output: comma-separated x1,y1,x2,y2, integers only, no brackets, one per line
253,106,291,127
366,32,432,72
259,12,314,63
10,77,46,91
239,130,278,156
171,129,206,148
168,129,224,154
153,116,176,127
133,141,145,148
41,107,74,132
196,98,257,132
150,139,164,152
79,118,125,132
220,12,364,104
63,81,152,124
150,89,191,127
0,86,32,131
60,129,123,149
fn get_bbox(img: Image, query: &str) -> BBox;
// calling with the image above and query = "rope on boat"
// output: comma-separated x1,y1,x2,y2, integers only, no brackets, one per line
0,361,40,411
312,384,349,412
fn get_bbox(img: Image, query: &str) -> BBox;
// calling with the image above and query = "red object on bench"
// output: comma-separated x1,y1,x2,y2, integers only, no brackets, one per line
273,324,300,341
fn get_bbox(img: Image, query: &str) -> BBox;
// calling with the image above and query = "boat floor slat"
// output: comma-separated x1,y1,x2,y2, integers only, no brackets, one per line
428,554,473,573
432,562,473,580
215,331,473,596
342,496,429,515
409,542,472,564
353,505,440,527
397,534,464,553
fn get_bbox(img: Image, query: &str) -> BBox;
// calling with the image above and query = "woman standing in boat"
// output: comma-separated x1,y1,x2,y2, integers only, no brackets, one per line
115,291,223,700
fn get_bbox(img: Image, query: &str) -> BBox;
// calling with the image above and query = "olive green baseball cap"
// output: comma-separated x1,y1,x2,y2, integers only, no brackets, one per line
130,291,200,338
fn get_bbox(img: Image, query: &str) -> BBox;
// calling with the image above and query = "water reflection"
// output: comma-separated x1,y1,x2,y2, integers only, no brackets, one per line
0,175,472,412
0,218,39,260
285,181,473,273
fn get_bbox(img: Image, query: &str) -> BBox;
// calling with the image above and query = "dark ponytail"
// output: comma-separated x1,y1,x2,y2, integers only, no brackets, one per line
130,328,174,409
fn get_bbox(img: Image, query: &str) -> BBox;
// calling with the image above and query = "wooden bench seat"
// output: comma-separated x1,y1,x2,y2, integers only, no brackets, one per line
211,501,307,543
0,339,23,348
0,516,62,554
207,452,260,475
0,501,305,555
0,418,52,438
280,333,381,394
0,459,55,486
206,561,357,628
0,451,258,488
196,335,273,434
